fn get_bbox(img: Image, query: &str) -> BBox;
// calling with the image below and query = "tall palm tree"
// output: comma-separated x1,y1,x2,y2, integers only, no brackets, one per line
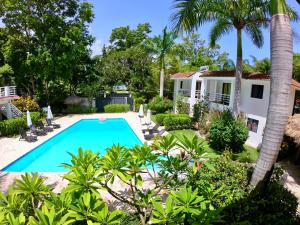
171,0,268,115
152,27,176,97
250,0,296,185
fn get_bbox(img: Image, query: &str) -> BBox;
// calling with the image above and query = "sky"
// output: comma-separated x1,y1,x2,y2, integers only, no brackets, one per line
89,0,300,62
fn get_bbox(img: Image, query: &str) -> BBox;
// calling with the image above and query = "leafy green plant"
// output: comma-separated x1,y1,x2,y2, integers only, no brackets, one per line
0,112,44,136
175,94,190,114
12,97,40,112
147,96,173,114
104,104,130,113
208,110,248,152
155,113,189,125
164,116,192,131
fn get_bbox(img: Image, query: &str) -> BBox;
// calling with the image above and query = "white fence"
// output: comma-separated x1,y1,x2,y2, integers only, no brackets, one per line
0,86,17,98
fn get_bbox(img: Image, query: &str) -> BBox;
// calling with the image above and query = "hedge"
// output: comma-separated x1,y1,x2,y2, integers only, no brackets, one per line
104,104,130,113
163,116,192,131
0,112,44,136
156,113,189,125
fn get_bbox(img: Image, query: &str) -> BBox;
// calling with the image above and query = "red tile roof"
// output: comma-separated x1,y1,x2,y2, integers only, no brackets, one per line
171,70,300,89
171,71,197,79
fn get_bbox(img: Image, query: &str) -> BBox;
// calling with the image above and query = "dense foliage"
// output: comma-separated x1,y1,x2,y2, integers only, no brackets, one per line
0,137,297,224
147,96,173,114
208,110,249,152
0,112,44,136
155,113,189,125
12,97,40,112
104,104,130,113
164,116,192,131
175,94,190,114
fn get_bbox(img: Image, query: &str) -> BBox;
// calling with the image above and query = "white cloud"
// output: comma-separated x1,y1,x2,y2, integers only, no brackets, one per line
90,39,103,56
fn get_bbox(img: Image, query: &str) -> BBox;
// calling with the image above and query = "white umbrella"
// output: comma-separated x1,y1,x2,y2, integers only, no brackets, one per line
138,104,144,118
47,106,54,120
26,110,32,128
145,109,152,126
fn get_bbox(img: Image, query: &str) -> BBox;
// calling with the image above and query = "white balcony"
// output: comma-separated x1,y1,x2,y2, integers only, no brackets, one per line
0,86,17,98
178,89,191,98
205,92,230,106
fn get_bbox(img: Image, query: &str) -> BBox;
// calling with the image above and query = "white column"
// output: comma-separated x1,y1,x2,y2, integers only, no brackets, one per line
173,80,179,113
4,86,9,97
200,79,207,100
229,81,235,109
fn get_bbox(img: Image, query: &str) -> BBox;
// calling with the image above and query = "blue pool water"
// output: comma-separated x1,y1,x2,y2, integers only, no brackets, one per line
3,118,142,172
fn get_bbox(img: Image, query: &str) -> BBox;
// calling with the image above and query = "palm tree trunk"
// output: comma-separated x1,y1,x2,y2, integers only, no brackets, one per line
233,29,243,115
251,13,292,185
159,68,164,97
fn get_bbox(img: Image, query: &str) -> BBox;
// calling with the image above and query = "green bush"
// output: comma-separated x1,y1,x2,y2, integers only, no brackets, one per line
148,96,173,114
155,113,189,125
208,110,248,152
133,97,146,112
12,96,40,112
164,116,192,131
66,105,97,114
104,104,130,113
0,112,44,136
175,94,190,114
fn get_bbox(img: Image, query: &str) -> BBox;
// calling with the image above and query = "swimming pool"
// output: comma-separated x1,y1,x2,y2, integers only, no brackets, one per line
3,118,142,172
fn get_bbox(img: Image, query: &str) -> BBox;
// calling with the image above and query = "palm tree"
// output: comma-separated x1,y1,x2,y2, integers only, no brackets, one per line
250,0,296,185
171,0,268,115
152,27,176,97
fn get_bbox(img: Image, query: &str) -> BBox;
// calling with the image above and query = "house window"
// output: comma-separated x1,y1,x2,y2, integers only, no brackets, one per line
180,81,183,89
251,85,264,99
247,118,259,133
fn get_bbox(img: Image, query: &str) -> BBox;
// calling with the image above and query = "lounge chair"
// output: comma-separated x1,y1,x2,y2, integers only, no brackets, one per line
19,128,37,142
144,129,165,141
46,118,60,129
37,121,53,132
142,123,160,134
29,125,47,136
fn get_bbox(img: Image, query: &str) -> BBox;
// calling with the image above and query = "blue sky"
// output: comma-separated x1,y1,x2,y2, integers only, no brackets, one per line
89,0,300,62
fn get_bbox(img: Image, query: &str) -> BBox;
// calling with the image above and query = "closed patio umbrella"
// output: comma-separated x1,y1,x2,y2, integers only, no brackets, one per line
138,105,144,118
145,109,152,126
47,106,54,120
26,110,32,128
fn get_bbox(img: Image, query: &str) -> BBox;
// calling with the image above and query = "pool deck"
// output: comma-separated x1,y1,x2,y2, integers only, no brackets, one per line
0,112,148,192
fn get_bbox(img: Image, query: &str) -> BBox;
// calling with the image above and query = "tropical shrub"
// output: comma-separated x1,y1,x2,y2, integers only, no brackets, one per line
164,116,192,131
0,112,44,136
148,96,173,113
192,99,209,123
104,104,130,113
155,113,189,125
133,96,146,112
175,94,190,114
208,110,248,152
66,105,97,114
12,96,40,112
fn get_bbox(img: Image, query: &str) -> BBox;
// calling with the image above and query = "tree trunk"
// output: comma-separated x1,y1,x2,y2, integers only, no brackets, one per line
159,68,164,97
251,13,292,185
233,29,243,115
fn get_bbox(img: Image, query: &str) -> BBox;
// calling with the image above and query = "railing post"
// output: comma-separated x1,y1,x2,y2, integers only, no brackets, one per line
4,86,10,97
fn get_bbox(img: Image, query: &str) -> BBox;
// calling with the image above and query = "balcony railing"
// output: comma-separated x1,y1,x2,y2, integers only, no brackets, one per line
178,89,191,97
0,86,17,98
205,92,230,106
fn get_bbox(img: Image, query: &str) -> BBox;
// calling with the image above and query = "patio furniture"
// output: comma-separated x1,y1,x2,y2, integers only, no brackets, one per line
19,128,37,142
37,121,53,132
144,129,165,141
46,118,60,129
29,125,47,136
142,123,160,134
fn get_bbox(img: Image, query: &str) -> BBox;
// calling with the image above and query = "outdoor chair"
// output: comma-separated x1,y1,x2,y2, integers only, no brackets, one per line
142,123,160,134
29,125,47,136
46,118,61,129
38,121,53,132
144,129,165,141
19,128,37,142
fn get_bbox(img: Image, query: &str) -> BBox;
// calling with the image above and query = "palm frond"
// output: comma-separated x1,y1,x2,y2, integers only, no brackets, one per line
245,24,264,48
209,20,233,47
170,0,218,34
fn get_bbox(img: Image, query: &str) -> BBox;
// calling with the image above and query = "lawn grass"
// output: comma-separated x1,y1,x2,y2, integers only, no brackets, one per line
167,129,259,163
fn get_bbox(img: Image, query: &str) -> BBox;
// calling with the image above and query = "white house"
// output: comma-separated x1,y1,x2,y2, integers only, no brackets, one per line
0,86,22,119
171,69,300,148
